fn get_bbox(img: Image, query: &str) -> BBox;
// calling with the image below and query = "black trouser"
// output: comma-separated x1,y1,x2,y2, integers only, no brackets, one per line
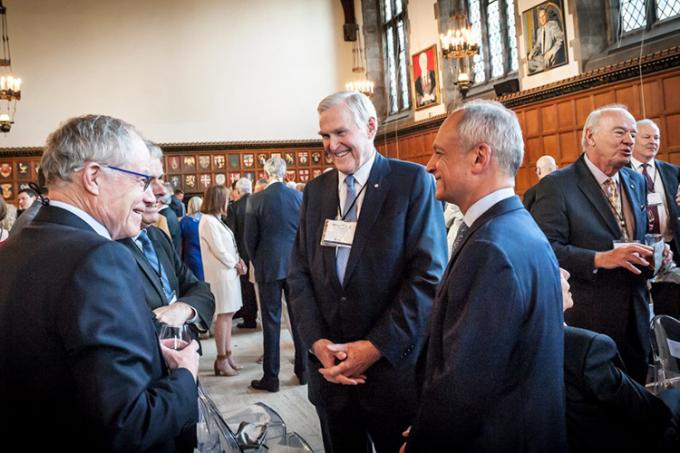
236,274,257,325
258,279,306,380
316,404,412,453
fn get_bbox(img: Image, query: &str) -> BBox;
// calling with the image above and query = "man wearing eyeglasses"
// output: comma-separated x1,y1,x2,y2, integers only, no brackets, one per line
0,115,200,452
118,142,214,347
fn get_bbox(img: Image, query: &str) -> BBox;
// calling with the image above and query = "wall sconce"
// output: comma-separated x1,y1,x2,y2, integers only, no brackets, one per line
440,14,479,97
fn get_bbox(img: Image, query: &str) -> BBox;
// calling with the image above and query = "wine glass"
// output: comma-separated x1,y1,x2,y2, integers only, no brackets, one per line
159,324,191,350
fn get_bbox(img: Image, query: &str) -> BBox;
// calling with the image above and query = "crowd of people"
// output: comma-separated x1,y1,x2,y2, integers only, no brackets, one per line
1,92,680,452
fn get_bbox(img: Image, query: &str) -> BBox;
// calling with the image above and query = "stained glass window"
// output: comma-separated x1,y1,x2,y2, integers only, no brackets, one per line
620,0,647,32
467,0,519,85
657,0,680,20
382,0,410,114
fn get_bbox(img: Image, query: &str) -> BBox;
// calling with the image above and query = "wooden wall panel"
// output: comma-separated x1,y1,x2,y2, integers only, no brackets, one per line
370,66,680,199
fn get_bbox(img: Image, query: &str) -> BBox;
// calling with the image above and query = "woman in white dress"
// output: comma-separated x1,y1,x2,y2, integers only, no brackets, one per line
199,185,247,376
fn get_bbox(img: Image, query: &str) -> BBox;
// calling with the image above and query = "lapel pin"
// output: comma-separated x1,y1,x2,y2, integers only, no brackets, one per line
374,184,379,188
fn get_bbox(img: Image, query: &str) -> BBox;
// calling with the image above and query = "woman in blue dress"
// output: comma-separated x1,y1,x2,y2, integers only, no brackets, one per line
180,196,204,280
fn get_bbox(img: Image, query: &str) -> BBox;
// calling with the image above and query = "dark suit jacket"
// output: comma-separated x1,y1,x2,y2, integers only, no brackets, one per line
532,154,651,382
407,196,566,452
169,195,186,219
119,226,214,342
8,198,42,236
288,154,447,413
160,206,182,254
523,183,538,211
226,193,250,262
655,159,680,265
0,205,198,452
564,326,675,452
245,182,302,283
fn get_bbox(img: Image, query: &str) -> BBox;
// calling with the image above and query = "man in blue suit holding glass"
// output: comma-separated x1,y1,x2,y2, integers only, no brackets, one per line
288,91,447,453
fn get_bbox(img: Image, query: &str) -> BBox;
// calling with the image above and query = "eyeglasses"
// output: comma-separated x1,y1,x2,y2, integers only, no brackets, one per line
104,164,153,191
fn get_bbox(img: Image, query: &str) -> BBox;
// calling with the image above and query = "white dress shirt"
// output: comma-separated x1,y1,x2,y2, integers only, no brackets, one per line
50,200,112,240
630,156,670,239
337,151,376,219
463,187,516,228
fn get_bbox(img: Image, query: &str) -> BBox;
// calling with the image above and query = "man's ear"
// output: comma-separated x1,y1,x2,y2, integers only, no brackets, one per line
470,143,492,174
366,117,377,140
585,128,596,147
80,161,104,195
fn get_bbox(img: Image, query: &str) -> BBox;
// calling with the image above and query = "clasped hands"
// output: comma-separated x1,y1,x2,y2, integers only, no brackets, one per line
312,338,381,386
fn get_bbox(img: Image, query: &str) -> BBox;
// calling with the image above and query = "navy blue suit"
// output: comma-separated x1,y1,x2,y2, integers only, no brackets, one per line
289,154,447,452
245,181,306,381
654,159,680,264
0,205,198,452
227,193,257,326
160,206,182,254
532,154,651,383
119,226,215,350
407,196,566,452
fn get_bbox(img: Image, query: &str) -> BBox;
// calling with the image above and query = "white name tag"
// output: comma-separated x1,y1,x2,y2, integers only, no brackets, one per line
321,219,357,248
647,192,663,206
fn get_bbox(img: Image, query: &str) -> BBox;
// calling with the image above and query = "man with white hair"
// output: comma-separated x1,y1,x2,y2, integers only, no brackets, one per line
532,104,672,384
0,115,199,451
289,91,447,453
227,177,258,329
523,154,558,210
245,157,307,392
404,100,566,451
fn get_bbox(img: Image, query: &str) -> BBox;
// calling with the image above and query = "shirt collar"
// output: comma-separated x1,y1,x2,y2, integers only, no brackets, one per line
463,187,515,227
630,155,655,171
338,150,376,188
584,153,619,186
49,200,112,240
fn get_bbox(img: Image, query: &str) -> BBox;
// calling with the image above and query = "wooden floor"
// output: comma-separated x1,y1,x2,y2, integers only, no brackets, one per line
198,324,324,452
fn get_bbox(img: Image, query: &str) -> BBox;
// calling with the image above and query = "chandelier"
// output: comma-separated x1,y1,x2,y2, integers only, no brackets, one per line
345,25,374,97
0,1,20,133
440,14,479,97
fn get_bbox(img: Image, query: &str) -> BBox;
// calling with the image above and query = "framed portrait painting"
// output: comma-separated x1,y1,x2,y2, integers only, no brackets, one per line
411,45,440,110
523,0,568,75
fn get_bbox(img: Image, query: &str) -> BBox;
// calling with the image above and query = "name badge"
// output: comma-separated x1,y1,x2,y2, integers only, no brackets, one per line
321,219,357,248
647,192,663,206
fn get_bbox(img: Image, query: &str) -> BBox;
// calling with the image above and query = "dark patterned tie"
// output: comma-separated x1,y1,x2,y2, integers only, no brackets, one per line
136,229,174,302
450,222,469,255
641,163,661,234
336,175,357,284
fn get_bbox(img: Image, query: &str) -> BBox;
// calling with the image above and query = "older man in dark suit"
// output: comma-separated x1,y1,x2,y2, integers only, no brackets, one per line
0,115,199,451
403,100,566,452
227,177,258,328
245,157,306,392
118,143,214,347
532,105,672,384
288,91,447,453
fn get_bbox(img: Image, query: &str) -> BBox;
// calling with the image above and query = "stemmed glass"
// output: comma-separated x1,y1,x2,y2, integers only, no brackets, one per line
159,324,191,350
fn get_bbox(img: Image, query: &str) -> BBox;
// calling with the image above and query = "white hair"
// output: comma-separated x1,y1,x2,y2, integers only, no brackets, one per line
264,157,286,179
235,177,252,194
145,141,163,160
187,196,202,215
41,114,146,185
317,91,378,130
581,104,633,150
536,155,557,172
453,100,524,176
636,118,659,131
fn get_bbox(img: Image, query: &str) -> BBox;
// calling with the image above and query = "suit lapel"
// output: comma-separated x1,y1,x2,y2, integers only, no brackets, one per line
657,161,680,233
342,154,391,286
320,171,343,292
574,156,623,238
619,168,645,240
121,237,167,305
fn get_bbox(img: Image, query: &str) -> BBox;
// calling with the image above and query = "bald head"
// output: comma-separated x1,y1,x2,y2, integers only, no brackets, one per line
536,155,557,180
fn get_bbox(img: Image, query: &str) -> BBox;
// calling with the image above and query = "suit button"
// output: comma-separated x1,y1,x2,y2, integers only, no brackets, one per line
340,297,347,302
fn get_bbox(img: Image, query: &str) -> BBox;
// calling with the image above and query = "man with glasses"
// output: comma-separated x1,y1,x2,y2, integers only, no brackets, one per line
119,141,214,348
0,115,200,452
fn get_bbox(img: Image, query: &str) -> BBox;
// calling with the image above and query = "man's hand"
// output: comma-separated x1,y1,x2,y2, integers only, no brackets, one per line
662,243,673,267
154,302,194,326
160,339,199,381
312,339,345,370
318,340,381,385
594,244,653,275
398,426,411,453
235,258,248,276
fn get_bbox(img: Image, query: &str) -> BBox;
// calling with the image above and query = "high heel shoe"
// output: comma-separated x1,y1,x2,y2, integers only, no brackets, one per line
226,350,242,370
214,354,239,376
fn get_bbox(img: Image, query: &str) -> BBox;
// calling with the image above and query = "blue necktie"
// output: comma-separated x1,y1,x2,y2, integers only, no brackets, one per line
336,175,357,284
136,229,174,303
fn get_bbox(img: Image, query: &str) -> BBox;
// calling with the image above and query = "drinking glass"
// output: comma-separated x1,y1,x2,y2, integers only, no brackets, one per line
159,324,191,350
